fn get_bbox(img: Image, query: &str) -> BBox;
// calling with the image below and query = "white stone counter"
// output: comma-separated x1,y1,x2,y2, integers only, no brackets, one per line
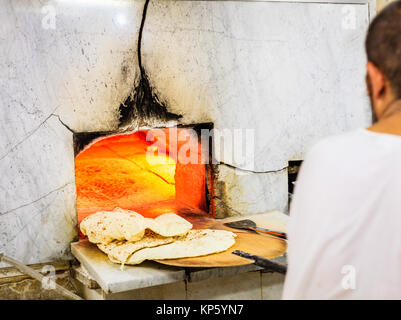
71,240,186,294
71,211,288,294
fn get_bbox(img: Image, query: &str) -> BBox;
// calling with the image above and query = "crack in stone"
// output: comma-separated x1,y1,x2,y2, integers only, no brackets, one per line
0,108,72,162
50,114,75,134
0,108,75,161
0,182,74,217
0,200,55,252
137,0,150,78
0,112,55,162
217,161,288,174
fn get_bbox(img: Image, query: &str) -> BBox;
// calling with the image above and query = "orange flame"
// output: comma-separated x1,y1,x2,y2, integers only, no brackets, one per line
75,129,209,230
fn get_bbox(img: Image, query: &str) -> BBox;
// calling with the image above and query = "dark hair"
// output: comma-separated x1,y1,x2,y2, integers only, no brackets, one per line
366,0,401,98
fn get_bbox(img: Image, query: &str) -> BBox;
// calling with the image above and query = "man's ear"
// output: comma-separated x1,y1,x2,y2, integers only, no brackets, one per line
367,61,386,99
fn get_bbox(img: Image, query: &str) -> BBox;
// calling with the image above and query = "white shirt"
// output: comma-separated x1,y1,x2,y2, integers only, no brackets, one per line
283,129,401,300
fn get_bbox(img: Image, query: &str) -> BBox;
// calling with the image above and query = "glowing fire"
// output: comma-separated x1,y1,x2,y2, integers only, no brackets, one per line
75,129,209,226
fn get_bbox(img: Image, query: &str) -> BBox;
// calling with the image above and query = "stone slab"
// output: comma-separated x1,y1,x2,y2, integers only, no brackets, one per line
71,240,186,293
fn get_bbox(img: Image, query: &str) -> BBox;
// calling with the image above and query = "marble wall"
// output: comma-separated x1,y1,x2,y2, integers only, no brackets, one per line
0,0,144,266
143,0,373,171
0,0,374,265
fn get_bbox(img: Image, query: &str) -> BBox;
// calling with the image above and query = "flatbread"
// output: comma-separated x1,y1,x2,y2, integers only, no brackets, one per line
97,231,175,264
80,208,192,244
125,229,237,265
145,213,193,237
80,208,146,244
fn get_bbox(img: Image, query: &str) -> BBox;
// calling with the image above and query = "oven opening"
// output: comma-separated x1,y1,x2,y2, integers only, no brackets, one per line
288,160,303,210
74,126,213,237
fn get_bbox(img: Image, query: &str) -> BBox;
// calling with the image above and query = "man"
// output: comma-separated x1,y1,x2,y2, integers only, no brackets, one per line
283,1,401,299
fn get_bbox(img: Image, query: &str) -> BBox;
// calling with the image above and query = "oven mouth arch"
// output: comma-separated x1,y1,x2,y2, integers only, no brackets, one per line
73,123,215,234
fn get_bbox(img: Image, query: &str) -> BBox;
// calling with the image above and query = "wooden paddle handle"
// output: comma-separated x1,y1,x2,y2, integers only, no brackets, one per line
248,227,287,239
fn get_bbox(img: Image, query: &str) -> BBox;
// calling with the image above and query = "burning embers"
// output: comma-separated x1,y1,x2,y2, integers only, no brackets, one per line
74,128,209,227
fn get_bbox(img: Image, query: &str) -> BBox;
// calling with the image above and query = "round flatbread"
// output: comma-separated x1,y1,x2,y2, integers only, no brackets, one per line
146,213,193,237
80,208,193,244
125,229,237,265
97,231,175,264
80,208,146,244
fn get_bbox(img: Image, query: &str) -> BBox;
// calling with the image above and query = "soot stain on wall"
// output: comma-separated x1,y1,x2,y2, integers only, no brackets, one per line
118,0,181,128
74,0,182,156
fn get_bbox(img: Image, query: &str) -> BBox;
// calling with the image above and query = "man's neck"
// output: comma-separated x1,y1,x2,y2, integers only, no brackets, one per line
368,99,401,136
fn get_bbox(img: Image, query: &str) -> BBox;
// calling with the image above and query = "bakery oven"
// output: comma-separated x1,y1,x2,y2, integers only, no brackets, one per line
74,126,215,232
0,0,373,300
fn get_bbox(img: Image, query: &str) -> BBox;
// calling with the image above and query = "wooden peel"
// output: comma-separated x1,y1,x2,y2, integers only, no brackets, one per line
155,215,287,268
155,230,287,268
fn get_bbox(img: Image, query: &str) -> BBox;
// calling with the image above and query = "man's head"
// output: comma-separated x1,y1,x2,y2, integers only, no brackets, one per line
365,1,401,122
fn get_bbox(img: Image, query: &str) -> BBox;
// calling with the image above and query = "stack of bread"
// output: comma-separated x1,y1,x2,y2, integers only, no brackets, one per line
80,207,237,267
